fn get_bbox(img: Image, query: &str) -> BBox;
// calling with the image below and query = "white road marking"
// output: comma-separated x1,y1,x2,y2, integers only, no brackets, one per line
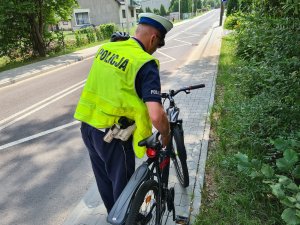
0,81,85,131
0,121,80,151
166,13,215,41
157,50,176,64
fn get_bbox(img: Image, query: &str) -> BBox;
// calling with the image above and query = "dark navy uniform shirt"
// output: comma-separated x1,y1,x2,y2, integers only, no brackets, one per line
133,38,162,104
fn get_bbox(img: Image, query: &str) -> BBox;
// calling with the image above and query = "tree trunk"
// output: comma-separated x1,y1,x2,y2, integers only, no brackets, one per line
28,15,46,57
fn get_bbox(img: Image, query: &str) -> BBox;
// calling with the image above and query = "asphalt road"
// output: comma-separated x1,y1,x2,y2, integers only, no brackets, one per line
0,10,220,225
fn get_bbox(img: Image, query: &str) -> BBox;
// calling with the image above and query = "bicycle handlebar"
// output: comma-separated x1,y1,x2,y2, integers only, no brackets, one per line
188,84,205,90
161,83,205,98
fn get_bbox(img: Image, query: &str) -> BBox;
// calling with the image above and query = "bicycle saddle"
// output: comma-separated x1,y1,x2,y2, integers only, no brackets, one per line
138,131,160,149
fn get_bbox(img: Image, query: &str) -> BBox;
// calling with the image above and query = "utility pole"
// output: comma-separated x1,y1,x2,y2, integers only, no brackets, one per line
219,0,225,26
125,0,130,33
179,0,181,20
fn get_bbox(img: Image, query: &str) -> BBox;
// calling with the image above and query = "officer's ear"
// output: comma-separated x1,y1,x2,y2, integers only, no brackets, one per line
150,34,156,46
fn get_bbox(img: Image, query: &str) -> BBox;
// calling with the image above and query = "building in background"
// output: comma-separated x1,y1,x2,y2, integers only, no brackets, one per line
138,0,170,11
70,0,140,31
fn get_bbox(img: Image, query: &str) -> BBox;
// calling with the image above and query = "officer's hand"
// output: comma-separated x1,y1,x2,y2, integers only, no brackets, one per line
161,133,171,148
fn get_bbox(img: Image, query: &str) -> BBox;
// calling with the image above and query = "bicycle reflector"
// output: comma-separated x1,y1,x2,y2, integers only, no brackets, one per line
146,148,157,158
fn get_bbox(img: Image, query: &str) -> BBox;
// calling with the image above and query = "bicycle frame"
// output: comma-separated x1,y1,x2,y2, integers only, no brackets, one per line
108,84,205,225
107,132,173,225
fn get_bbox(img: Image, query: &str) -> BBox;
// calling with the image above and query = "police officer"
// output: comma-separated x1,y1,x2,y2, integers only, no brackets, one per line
74,13,173,213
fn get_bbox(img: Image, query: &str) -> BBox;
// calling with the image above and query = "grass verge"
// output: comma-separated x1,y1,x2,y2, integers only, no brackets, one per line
193,34,283,225
0,39,109,73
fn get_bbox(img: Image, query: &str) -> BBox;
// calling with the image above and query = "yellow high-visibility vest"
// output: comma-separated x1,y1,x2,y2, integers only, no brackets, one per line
74,38,159,158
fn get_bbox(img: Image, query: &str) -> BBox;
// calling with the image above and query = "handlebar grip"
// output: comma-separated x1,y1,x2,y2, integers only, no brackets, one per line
189,84,205,90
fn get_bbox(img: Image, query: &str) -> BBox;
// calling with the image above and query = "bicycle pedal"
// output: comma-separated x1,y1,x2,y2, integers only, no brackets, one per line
175,215,189,225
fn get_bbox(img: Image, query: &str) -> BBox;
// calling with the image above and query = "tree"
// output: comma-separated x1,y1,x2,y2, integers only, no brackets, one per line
160,4,167,16
0,0,78,58
226,0,239,16
181,0,189,13
145,7,152,13
196,0,203,11
153,8,160,15
169,0,179,13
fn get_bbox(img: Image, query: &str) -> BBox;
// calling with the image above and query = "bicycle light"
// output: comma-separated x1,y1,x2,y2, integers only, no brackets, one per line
146,148,157,158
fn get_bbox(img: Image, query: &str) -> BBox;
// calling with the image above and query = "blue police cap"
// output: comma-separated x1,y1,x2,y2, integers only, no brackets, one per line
138,13,173,37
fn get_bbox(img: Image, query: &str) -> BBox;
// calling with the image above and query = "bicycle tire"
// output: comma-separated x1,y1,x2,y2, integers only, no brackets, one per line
172,125,189,187
125,180,160,225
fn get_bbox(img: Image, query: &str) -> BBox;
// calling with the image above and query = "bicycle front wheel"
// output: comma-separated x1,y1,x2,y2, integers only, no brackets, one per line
172,125,189,187
125,180,160,225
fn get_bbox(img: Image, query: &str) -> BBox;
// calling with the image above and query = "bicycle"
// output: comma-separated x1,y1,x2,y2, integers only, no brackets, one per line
107,84,205,225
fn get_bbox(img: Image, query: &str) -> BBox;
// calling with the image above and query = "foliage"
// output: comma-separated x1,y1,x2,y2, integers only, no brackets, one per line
74,30,85,47
145,7,152,13
99,23,116,40
160,4,167,16
0,0,78,58
54,30,65,52
199,4,300,223
196,35,284,225
234,134,300,225
95,28,103,41
168,0,219,14
153,8,160,15
239,0,253,12
224,13,241,29
231,0,300,18
85,28,96,43
226,0,239,16
216,12,300,225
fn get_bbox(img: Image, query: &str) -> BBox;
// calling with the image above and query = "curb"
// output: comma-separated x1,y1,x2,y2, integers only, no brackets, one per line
189,22,223,223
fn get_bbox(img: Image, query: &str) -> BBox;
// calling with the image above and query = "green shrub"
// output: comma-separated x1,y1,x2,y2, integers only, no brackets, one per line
75,30,85,47
54,30,65,51
95,27,103,41
85,27,96,43
234,134,300,225
224,13,240,30
99,23,116,39
0,56,10,67
222,14,300,225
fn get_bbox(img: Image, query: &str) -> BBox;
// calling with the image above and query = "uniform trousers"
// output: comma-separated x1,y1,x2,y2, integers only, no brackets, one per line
80,122,135,213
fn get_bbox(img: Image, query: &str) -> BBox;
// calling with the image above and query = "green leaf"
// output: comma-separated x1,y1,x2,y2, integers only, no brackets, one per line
287,197,297,203
277,158,294,172
235,152,251,172
284,149,299,165
261,164,274,178
250,170,260,179
281,198,296,208
271,183,285,199
278,175,293,186
296,193,300,202
281,208,300,225
272,138,288,151
251,158,261,169
235,152,249,164
293,166,300,179
286,183,299,192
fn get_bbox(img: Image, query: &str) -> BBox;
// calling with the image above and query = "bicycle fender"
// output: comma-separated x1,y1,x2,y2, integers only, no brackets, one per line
107,162,150,225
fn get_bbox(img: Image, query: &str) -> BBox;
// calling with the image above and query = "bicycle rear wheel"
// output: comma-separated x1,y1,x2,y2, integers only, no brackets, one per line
171,125,189,187
125,180,160,225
